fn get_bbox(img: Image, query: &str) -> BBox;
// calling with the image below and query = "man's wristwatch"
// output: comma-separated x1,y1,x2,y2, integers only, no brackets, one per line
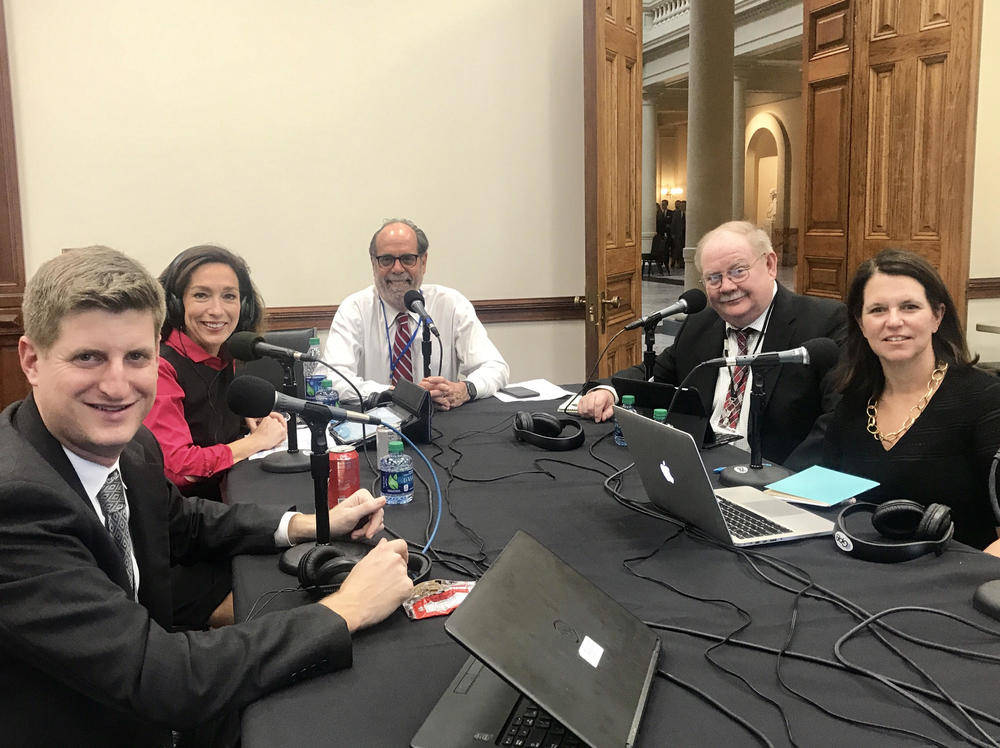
464,381,478,401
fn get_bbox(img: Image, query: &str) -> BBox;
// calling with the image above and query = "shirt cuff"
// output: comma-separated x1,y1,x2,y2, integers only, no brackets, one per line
591,384,619,404
273,511,300,547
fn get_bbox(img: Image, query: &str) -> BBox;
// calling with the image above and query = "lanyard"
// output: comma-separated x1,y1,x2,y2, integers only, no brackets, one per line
380,298,422,378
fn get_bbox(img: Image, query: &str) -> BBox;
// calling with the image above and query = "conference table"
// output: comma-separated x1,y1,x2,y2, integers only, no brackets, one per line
228,394,1000,747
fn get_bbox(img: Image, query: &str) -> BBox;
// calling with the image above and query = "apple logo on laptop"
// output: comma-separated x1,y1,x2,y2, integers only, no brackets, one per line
659,461,675,484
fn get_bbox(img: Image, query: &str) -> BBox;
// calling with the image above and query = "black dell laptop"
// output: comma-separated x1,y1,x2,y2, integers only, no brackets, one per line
411,531,660,748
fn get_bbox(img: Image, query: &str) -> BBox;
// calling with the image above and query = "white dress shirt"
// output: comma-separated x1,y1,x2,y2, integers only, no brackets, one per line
323,284,510,402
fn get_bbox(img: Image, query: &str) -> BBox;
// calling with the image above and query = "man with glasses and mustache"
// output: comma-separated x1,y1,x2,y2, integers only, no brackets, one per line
324,218,509,410
578,221,847,469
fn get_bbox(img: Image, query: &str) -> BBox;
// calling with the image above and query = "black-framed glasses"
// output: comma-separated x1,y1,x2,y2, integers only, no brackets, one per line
701,253,765,288
374,253,422,269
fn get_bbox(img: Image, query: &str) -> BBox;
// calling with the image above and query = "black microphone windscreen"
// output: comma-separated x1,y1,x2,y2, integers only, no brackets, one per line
228,331,264,361
803,337,840,370
403,289,424,312
227,375,277,417
679,288,707,314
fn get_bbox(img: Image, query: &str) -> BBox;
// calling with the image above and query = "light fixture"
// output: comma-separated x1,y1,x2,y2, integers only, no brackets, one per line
660,187,669,197
670,187,684,196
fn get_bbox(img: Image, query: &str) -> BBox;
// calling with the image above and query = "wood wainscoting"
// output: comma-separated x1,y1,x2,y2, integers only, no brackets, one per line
263,295,585,330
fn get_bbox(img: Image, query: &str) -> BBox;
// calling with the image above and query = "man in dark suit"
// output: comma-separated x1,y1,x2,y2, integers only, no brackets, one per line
0,246,413,746
579,221,847,469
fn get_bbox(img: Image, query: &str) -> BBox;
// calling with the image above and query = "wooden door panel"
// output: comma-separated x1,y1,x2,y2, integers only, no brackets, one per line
584,0,642,379
801,0,980,319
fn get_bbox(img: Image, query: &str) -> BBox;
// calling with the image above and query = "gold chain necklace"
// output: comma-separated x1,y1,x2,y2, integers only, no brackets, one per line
866,362,948,442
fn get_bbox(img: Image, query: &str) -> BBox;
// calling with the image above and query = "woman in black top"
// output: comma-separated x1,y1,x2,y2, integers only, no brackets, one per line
823,249,1000,553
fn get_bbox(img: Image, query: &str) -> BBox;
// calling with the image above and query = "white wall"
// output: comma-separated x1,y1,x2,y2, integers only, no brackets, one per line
6,0,587,384
968,0,1000,362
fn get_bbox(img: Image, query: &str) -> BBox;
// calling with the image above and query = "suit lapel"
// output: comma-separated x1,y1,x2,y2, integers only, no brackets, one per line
757,285,795,406
13,396,91,509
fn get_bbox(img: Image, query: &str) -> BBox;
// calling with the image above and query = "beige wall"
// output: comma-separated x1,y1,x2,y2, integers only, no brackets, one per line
968,0,1000,361
6,0,587,384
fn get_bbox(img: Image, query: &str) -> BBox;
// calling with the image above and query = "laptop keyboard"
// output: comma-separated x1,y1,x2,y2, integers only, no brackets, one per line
716,496,791,539
499,696,581,747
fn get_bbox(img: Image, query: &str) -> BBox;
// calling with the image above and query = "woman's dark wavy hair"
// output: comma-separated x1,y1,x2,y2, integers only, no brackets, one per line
158,244,265,341
836,248,975,397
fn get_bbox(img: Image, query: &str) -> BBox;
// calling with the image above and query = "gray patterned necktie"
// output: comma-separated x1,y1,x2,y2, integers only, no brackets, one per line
96,469,135,597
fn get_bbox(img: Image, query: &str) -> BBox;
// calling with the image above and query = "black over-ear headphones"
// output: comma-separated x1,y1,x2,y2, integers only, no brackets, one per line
833,500,954,562
512,411,585,451
296,541,432,594
160,246,259,335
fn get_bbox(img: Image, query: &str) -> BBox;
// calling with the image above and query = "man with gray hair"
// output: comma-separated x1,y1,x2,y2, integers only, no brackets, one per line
579,221,847,469
323,218,509,410
0,246,413,746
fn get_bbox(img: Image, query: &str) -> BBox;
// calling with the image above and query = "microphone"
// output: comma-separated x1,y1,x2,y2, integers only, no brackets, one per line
227,375,382,425
624,288,707,331
403,289,439,337
228,331,321,363
704,337,840,369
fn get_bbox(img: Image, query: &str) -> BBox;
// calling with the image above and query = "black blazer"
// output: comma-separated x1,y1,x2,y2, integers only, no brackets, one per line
0,397,351,747
652,284,847,469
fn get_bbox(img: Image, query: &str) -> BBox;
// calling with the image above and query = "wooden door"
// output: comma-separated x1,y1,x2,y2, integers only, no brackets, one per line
849,0,981,313
0,0,26,409
799,0,981,314
582,0,642,379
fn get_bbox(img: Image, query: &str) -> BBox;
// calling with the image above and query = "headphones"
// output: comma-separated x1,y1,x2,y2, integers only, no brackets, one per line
833,500,954,563
512,411,585,452
160,246,260,336
296,541,432,594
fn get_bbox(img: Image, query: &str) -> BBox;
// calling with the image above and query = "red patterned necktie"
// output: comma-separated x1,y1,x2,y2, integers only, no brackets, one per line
720,328,750,430
391,312,414,385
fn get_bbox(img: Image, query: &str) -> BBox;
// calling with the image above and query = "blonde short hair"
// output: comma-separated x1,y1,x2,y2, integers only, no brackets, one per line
694,221,773,272
23,246,165,351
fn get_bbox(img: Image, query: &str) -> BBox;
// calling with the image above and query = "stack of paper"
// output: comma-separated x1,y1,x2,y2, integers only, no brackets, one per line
765,465,879,508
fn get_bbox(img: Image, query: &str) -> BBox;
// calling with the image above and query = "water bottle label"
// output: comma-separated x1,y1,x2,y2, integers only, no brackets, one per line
381,468,414,495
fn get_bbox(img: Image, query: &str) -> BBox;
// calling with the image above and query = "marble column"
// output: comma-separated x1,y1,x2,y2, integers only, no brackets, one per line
732,70,747,221
641,96,657,254
684,3,734,288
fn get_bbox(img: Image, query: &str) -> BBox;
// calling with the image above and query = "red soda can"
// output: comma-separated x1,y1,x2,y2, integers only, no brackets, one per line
328,445,361,508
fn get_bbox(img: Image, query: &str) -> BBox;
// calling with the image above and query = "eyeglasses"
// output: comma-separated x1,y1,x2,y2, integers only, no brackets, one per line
701,253,766,288
374,253,421,269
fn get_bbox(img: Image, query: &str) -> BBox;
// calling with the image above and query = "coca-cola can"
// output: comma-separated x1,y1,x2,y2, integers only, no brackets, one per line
328,445,361,508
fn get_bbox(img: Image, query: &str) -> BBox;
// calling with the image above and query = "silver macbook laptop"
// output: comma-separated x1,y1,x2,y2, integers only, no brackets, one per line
411,531,660,748
616,406,833,546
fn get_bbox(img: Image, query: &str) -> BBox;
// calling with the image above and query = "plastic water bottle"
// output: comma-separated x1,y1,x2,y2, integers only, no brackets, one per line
652,408,667,423
379,440,414,504
303,336,323,398
317,378,339,408
613,394,636,447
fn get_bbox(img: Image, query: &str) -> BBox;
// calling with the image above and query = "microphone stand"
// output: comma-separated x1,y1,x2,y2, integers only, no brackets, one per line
278,411,332,574
643,317,659,380
719,366,792,488
421,320,432,379
260,360,310,473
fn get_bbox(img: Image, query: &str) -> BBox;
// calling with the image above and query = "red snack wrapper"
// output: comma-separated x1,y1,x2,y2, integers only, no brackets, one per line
403,580,476,620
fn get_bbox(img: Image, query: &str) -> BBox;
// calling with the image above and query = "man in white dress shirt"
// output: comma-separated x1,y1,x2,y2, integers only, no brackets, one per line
324,218,509,410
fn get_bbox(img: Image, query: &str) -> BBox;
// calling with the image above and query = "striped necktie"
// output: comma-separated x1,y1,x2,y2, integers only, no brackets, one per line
96,469,135,597
391,312,414,385
720,328,750,430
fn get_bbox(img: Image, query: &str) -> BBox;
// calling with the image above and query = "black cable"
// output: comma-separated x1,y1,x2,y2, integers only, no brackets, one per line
657,668,775,748
645,623,1000,739
613,497,1000,744
625,533,800,746
242,587,303,622
834,607,1000,748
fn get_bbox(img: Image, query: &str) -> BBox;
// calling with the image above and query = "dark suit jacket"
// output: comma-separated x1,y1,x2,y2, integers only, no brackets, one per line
651,284,847,469
0,397,351,747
